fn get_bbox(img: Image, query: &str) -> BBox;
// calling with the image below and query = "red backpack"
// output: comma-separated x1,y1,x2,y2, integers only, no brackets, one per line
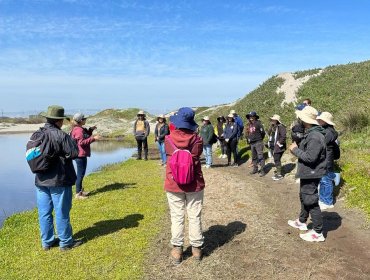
166,136,195,185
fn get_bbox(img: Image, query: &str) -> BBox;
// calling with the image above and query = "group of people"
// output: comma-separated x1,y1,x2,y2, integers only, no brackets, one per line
30,100,339,260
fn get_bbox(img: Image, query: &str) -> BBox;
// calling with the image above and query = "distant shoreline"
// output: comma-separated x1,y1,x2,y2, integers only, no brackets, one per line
0,123,43,135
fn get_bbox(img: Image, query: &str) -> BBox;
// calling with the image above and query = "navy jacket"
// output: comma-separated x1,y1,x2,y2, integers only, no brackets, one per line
224,121,238,140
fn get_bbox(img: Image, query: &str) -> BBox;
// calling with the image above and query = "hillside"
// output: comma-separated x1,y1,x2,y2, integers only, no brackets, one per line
199,60,370,218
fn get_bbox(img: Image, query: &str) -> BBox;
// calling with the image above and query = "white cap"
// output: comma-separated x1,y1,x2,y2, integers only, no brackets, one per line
73,113,86,123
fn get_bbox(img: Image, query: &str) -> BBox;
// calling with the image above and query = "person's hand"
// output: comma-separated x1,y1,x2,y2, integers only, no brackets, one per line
225,138,229,143
91,126,97,131
94,135,102,141
289,142,297,151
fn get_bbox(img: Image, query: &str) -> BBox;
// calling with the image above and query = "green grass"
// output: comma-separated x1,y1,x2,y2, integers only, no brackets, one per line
0,159,166,280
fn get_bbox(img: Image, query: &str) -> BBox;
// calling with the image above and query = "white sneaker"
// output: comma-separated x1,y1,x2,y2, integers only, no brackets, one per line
222,154,227,159
319,201,334,210
300,230,325,242
205,165,211,169
288,219,308,231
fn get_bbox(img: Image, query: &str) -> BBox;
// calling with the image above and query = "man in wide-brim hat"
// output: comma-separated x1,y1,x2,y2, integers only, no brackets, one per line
316,111,338,210
288,106,327,242
34,105,83,250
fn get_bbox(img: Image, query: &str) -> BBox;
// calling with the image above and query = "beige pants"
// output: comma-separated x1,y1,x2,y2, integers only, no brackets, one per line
166,190,204,248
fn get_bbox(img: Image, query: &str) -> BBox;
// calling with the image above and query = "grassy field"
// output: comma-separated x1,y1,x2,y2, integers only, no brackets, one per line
0,159,166,280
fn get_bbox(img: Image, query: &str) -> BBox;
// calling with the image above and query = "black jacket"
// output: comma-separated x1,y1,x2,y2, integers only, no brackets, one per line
35,123,79,187
155,123,169,143
246,120,265,143
292,126,327,179
268,124,287,153
322,125,338,172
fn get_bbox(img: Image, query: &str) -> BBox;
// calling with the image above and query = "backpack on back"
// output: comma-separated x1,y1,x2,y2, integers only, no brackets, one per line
166,136,195,185
210,133,218,145
333,139,341,160
26,127,55,173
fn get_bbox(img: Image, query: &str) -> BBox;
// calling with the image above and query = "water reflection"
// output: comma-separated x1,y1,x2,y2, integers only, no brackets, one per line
0,134,134,227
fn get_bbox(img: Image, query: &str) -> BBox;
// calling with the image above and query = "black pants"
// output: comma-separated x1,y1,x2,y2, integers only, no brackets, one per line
250,141,265,170
273,152,284,175
226,138,238,164
219,139,227,155
136,138,148,159
299,178,323,233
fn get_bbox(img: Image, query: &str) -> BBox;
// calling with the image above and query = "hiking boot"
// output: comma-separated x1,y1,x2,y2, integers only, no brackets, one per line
272,174,284,181
192,246,203,261
232,163,238,167
250,169,258,175
170,246,183,265
300,230,325,242
60,239,84,251
259,170,266,177
288,219,308,231
42,238,60,251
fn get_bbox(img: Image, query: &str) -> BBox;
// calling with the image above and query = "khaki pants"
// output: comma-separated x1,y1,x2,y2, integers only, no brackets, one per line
166,190,204,248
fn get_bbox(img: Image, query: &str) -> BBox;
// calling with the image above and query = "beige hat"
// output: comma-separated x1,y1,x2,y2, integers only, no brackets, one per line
296,106,319,125
157,114,166,121
230,110,236,114
317,112,335,126
227,113,234,118
137,110,145,116
270,114,282,124
202,116,210,121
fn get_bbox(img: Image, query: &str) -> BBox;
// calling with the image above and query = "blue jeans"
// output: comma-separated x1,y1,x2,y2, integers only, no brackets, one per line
319,171,336,205
36,186,73,248
157,141,167,164
75,157,87,194
203,144,212,166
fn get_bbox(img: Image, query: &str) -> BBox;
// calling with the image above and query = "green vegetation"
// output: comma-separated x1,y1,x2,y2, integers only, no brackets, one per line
207,60,370,218
293,68,321,79
0,116,44,124
0,159,166,280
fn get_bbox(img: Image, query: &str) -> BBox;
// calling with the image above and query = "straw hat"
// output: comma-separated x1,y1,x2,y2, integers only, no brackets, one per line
157,114,166,121
296,106,319,125
202,116,210,121
269,114,282,124
137,110,146,116
230,110,236,114
227,113,234,118
317,112,335,126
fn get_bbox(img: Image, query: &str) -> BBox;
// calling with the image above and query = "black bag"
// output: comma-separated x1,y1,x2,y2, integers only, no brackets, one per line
210,133,218,145
26,128,55,173
333,140,341,160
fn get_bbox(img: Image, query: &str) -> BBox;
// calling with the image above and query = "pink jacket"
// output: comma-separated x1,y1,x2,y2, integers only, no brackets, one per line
164,129,205,193
70,126,95,157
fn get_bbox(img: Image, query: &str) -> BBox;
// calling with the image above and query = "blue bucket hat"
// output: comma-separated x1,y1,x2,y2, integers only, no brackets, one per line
170,107,198,131
246,111,259,120
295,103,307,111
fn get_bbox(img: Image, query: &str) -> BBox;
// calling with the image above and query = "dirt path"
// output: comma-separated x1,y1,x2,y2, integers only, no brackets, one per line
145,156,370,280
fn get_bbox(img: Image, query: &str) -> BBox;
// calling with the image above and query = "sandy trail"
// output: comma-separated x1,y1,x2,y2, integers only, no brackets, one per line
145,155,370,280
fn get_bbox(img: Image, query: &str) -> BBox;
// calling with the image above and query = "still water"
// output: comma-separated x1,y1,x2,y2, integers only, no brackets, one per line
0,134,135,227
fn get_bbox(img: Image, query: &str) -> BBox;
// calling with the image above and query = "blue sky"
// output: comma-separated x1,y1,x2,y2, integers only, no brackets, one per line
1,0,370,114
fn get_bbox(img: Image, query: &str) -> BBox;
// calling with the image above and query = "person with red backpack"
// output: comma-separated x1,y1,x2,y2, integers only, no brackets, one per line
164,107,205,264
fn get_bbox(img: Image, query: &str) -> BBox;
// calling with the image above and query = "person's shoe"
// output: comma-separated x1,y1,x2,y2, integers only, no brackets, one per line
81,190,90,196
300,230,325,242
222,154,227,159
136,157,142,160
170,246,183,265
288,219,308,231
205,165,211,169
42,238,60,251
259,170,266,177
60,240,84,251
192,246,203,261
272,174,284,181
250,169,258,175
227,162,232,166
232,163,238,167
319,201,334,210
75,193,88,200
